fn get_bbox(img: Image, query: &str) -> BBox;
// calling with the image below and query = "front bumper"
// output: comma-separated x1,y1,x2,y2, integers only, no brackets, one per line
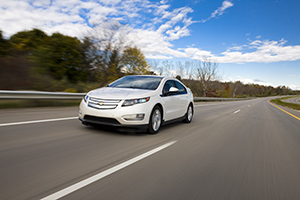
78,116,148,131
79,99,152,130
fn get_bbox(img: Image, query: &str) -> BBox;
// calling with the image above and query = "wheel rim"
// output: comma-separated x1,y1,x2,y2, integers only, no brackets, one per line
152,109,161,131
187,106,193,121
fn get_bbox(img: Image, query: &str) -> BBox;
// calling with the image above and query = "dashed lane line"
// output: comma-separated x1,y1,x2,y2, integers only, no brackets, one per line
234,109,241,114
41,140,177,200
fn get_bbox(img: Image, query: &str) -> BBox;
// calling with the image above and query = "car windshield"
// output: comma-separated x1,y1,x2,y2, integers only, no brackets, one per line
108,76,163,90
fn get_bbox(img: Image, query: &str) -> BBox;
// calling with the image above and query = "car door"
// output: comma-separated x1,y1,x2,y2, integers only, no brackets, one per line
174,80,189,117
161,80,182,121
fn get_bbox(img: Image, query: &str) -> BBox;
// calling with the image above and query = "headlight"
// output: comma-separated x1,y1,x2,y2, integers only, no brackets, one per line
83,95,89,103
122,97,150,107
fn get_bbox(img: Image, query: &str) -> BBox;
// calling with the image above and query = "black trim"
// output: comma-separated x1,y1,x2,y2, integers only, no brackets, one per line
83,115,120,125
79,117,148,131
161,115,186,126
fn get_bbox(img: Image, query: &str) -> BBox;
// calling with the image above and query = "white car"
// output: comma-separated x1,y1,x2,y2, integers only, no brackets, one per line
79,75,194,134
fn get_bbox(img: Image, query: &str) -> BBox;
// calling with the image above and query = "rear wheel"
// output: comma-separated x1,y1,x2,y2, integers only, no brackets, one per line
148,106,162,134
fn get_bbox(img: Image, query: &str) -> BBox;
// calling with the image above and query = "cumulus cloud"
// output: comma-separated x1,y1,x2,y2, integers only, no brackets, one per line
1,0,300,65
0,0,93,36
139,35,300,64
0,0,194,40
0,0,199,61
214,38,300,63
157,7,193,36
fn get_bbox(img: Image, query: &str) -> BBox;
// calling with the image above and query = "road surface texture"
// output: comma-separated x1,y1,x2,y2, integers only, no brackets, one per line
283,97,300,104
1,98,300,200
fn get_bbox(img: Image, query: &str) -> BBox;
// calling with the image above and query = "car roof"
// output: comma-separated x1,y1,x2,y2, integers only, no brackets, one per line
125,75,165,78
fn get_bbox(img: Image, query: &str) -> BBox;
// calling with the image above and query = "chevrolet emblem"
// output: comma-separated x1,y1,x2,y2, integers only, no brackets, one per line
98,102,104,106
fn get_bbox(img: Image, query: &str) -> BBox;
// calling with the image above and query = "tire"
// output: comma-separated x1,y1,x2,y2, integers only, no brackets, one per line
183,103,193,123
148,105,162,134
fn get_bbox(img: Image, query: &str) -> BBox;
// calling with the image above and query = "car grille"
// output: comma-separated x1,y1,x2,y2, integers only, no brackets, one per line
88,97,121,109
84,115,121,125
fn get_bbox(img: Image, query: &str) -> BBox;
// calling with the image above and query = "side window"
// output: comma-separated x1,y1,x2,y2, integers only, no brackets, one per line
163,80,176,95
175,81,187,94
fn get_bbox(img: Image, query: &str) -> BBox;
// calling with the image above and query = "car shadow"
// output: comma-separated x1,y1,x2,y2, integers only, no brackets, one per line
82,124,149,136
80,119,186,137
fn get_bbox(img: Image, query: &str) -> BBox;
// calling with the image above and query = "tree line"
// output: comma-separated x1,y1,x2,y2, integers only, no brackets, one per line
150,59,299,97
0,25,151,92
1,26,298,97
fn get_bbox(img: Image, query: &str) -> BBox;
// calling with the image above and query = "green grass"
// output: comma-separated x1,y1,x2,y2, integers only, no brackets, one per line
0,99,81,109
271,96,300,111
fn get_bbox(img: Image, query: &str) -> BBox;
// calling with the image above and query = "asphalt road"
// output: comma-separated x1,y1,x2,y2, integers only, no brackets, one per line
1,98,300,200
283,97,300,104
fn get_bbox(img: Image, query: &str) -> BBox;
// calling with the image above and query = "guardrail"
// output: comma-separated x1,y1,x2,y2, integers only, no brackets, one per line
193,97,248,101
0,90,85,100
0,90,250,101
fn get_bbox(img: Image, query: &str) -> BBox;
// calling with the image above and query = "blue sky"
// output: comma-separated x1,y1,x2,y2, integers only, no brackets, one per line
1,0,300,89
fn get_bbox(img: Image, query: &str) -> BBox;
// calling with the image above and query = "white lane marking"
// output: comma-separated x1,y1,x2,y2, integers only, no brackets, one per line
41,140,177,200
234,109,241,114
0,117,78,127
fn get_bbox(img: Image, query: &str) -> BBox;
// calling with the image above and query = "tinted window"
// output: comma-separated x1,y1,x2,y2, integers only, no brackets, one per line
162,80,187,95
108,76,162,90
163,80,176,95
175,81,187,94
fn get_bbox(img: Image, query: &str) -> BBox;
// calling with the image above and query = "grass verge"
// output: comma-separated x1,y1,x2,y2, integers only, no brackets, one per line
0,99,81,109
270,96,300,111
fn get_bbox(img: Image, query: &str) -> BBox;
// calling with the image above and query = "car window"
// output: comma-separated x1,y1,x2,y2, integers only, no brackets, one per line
163,80,188,95
163,80,176,95
175,81,187,94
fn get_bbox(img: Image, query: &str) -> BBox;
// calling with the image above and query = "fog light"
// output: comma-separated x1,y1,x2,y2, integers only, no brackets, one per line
122,114,145,121
136,114,145,119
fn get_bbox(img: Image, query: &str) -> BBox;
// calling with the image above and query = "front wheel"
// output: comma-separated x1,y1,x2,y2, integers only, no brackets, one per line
183,104,193,123
148,106,162,134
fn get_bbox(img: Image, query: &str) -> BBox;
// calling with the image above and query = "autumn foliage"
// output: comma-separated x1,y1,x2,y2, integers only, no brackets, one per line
0,28,151,92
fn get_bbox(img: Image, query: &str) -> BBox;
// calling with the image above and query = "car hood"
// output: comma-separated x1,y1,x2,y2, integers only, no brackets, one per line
88,87,156,99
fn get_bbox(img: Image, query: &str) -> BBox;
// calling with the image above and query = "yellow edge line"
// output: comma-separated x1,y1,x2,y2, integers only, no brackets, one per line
268,100,300,121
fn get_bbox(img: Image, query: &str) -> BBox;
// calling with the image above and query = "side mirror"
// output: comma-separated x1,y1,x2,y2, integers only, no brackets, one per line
167,87,179,95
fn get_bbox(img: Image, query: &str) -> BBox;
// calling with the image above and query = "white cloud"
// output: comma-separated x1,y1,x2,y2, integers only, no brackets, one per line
166,25,189,40
1,0,300,66
0,0,91,37
99,0,122,6
211,0,233,18
202,0,233,23
213,38,300,63
32,0,51,7
0,0,195,43
221,76,300,90
157,6,194,37
140,36,300,64
154,4,170,15
44,22,92,38
128,28,180,59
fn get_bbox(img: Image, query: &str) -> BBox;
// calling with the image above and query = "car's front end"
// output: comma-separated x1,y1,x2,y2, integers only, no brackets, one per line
79,92,157,130
79,75,164,131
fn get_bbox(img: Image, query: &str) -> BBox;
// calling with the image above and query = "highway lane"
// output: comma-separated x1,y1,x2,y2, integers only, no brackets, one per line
0,98,300,200
283,96,300,104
